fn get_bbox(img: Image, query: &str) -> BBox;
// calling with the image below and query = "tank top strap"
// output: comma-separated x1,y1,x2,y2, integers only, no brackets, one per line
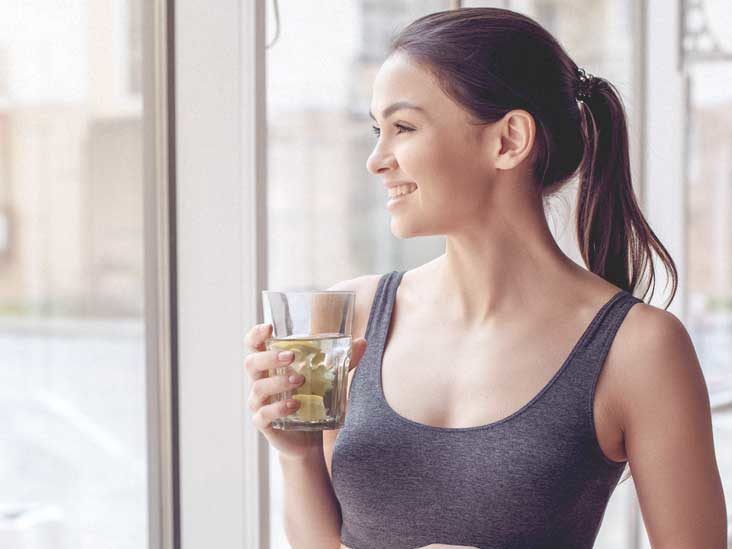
363,270,404,346
566,289,643,383
350,270,404,401
556,290,643,420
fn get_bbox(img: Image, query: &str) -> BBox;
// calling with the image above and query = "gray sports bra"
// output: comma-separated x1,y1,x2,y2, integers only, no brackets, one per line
332,270,641,549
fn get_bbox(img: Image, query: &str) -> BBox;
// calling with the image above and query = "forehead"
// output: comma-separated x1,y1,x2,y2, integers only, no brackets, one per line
374,53,436,92
370,53,439,113
370,52,474,127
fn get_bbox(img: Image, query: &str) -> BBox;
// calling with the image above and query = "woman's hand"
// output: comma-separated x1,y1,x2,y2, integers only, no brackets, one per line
244,322,368,460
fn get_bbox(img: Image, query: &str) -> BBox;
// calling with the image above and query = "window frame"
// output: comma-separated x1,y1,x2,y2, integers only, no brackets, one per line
142,0,178,547
148,0,269,547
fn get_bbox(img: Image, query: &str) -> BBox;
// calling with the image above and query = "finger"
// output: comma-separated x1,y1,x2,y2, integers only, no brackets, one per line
347,338,368,373
245,348,295,375
248,374,305,412
252,399,300,431
244,323,272,352
244,353,268,382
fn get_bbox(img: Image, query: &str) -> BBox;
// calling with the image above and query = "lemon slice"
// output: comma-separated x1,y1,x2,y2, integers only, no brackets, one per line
291,394,327,421
271,340,330,395
273,340,320,352
271,341,326,375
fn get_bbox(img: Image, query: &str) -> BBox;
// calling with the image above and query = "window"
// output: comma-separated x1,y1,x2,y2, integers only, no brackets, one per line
0,1,147,547
682,0,732,541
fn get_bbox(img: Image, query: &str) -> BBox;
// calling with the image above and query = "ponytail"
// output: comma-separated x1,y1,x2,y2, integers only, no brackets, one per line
575,76,678,309
576,76,679,485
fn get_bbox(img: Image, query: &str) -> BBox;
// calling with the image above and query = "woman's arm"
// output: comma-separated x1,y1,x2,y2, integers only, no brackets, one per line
619,305,727,548
279,448,342,549
281,275,378,549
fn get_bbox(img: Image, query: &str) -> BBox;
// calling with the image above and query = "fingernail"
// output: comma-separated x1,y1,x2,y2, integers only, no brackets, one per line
286,400,299,409
278,351,294,362
288,374,304,384
259,324,270,334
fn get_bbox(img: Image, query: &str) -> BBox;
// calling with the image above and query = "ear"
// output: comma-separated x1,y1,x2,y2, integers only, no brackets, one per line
492,109,535,170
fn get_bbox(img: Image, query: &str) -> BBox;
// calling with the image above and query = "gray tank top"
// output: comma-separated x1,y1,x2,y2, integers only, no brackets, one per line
332,270,642,549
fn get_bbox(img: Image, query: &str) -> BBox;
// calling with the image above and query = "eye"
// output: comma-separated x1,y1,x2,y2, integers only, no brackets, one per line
371,123,414,138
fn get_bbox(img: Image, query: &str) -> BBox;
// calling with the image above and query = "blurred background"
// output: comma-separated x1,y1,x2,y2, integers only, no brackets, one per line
0,0,730,548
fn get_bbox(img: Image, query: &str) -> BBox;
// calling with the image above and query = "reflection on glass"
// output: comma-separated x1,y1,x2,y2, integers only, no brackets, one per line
0,2,147,548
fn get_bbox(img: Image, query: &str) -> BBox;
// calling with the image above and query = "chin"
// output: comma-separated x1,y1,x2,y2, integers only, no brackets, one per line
389,217,436,239
389,216,414,239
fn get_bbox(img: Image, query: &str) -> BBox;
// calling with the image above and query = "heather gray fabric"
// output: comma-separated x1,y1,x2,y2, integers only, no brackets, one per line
332,270,642,549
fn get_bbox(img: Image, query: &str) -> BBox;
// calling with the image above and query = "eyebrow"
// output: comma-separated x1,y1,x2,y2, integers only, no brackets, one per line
368,101,427,121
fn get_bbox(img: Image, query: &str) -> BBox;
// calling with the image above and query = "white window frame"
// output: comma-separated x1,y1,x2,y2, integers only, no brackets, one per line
146,0,268,547
173,0,268,547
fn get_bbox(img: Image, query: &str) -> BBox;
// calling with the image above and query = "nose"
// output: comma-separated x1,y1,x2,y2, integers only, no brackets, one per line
366,143,397,176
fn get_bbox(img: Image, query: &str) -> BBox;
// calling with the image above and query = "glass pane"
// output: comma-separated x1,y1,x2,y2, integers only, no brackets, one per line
684,1,732,543
0,2,147,548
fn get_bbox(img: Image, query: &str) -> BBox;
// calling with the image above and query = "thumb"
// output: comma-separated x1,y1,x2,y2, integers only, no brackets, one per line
347,338,368,373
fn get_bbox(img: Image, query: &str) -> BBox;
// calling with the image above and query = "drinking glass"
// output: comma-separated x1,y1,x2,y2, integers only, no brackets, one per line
261,289,355,431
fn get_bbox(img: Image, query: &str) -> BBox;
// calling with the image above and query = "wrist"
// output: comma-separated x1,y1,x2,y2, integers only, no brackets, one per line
278,445,324,465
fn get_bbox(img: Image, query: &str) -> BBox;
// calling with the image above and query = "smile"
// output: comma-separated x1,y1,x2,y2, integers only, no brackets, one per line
387,183,418,198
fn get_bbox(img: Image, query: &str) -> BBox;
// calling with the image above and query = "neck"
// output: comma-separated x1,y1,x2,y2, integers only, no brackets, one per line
430,189,583,326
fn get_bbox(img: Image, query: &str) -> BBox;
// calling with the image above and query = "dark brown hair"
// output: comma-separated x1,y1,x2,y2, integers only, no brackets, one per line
390,7,677,310
390,7,677,484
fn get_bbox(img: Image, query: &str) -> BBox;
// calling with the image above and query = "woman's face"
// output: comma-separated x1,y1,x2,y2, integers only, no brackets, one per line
367,52,499,238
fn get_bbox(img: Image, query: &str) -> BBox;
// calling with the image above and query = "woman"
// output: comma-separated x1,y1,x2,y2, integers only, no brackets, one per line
245,8,727,548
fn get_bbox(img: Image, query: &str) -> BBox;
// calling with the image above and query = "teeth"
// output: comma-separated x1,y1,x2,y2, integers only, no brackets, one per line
387,183,417,198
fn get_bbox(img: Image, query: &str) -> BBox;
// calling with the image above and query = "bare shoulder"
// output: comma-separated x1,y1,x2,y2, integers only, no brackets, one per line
612,300,709,431
326,272,381,292
326,272,382,294
615,301,698,378
611,302,726,545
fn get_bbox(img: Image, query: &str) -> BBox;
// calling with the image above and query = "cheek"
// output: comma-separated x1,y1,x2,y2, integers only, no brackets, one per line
398,134,459,184
401,135,482,194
